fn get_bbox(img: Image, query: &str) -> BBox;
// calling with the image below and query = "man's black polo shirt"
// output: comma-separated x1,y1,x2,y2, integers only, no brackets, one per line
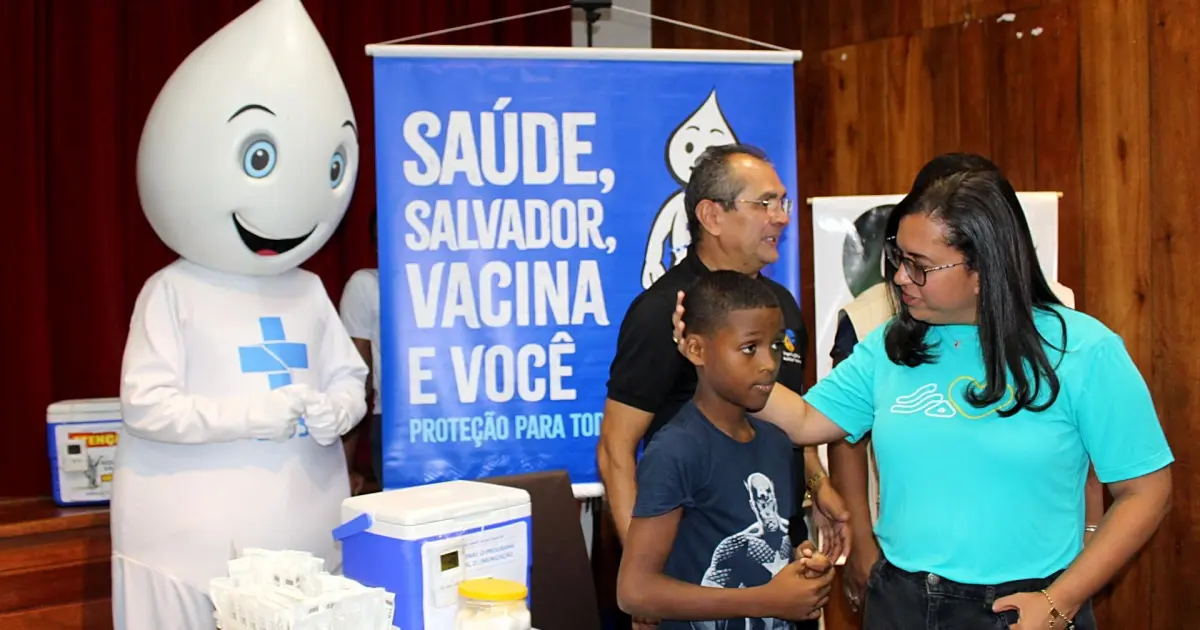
606,252,809,449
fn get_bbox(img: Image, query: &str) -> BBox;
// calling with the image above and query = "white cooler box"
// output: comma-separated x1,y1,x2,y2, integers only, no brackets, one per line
45,397,123,507
334,480,533,630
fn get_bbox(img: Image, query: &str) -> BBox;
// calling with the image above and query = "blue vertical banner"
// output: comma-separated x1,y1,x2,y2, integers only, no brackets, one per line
370,47,801,492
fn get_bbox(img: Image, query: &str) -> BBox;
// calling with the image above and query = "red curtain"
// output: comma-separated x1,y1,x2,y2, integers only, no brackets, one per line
0,0,571,498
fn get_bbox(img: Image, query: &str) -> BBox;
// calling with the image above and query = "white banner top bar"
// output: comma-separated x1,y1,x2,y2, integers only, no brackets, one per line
365,44,803,64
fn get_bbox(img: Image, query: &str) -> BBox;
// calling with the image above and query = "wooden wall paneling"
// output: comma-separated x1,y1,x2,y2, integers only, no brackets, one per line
1149,1,1200,627
956,19,993,157
924,24,963,157
1026,2,1084,303
795,52,831,389
828,0,868,51
854,40,892,194
860,0,893,42
648,0,715,50
825,46,863,195
758,0,802,50
1079,5,1152,386
796,0,832,53
972,0,1066,18
969,0,1010,20
983,13,1037,189
701,0,748,48
923,0,971,26
651,0,801,51
1079,0,1153,627
885,31,934,190
797,56,834,204
815,0,1071,50
799,48,867,630
988,0,1041,14
864,0,923,43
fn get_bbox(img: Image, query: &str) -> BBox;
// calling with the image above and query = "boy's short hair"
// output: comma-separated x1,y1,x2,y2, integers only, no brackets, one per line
682,270,781,337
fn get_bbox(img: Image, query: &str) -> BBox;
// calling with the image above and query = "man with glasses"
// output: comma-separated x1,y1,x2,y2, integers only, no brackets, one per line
600,143,846,629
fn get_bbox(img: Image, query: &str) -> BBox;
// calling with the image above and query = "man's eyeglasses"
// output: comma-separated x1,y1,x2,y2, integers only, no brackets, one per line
884,237,966,287
725,196,794,216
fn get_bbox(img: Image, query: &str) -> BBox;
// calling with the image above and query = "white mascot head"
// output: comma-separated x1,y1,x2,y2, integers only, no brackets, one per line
136,0,358,277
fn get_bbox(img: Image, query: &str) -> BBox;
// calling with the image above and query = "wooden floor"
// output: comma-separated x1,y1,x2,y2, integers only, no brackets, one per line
0,498,113,630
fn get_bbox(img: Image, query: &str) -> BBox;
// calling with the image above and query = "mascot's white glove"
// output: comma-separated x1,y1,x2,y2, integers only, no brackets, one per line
245,384,309,442
299,390,354,446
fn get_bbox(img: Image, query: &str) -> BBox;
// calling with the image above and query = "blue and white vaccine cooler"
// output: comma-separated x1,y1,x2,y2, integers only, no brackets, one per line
45,397,123,507
334,480,533,630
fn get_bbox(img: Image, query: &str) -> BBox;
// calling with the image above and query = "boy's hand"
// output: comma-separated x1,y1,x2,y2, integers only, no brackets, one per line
794,541,832,579
794,540,816,561
760,557,834,620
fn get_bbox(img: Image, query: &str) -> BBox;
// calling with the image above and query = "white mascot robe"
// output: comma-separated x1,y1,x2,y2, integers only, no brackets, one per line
113,262,366,626
111,1,367,628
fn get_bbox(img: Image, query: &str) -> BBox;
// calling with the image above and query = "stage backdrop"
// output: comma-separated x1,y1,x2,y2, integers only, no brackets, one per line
369,45,804,494
809,192,1062,521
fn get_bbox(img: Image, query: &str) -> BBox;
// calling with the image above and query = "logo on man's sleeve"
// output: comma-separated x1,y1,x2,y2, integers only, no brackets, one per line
781,329,803,365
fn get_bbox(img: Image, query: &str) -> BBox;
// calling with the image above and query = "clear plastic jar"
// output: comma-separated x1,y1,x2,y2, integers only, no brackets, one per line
454,578,532,630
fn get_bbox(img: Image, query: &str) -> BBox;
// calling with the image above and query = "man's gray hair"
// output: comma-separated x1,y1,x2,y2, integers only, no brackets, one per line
683,144,772,245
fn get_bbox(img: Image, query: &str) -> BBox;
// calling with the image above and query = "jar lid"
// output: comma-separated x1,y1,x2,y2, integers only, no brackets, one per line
458,578,528,602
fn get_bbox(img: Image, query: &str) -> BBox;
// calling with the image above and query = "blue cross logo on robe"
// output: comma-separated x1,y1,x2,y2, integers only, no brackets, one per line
239,317,309,438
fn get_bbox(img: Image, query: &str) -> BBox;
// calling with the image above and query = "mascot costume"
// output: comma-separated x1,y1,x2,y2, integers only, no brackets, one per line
112,0,368,627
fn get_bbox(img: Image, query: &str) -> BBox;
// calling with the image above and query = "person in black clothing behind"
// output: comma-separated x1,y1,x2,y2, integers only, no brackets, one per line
599,143,850,629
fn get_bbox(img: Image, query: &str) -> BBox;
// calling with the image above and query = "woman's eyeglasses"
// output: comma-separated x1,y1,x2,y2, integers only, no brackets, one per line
884,237,966,287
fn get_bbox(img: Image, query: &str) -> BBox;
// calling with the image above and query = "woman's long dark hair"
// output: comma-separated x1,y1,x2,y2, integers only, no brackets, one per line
884,154,1066,416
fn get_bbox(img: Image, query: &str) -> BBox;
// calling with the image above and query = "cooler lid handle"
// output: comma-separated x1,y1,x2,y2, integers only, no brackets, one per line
332,513,372,541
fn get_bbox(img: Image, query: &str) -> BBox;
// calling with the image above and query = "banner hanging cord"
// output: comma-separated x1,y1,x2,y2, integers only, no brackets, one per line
609,5,792,52
375,6,571,46
373,3,796,55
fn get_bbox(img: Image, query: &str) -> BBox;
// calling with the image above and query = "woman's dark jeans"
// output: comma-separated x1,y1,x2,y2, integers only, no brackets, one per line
863,557,1096,630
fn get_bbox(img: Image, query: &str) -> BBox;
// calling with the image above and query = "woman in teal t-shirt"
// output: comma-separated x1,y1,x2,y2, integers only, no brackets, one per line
671,155,1173,630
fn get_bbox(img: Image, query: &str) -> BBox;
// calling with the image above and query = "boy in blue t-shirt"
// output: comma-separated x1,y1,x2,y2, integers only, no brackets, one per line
617,270,834,629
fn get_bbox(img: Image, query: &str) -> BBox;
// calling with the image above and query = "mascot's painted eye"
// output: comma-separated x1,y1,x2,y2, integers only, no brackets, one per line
243,139,277,178
329,151,346,188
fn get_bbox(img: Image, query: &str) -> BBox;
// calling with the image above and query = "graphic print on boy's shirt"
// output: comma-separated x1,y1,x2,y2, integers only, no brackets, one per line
693,472,794,630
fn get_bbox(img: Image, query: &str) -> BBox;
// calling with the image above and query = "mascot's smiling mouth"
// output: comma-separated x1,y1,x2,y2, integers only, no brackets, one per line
232,213,316,256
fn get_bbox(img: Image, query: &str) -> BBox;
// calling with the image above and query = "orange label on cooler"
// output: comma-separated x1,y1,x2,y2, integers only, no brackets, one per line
67,431,119,447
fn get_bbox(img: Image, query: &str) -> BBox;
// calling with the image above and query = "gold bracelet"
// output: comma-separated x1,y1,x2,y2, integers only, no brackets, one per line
807,471,827,492
1039,589,1075,629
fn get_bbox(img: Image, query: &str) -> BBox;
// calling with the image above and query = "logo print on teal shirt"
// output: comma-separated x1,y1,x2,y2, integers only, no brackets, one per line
890,380,1017,420
890,383,957,418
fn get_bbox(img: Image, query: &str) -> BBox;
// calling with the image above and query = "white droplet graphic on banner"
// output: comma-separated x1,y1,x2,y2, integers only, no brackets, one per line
665,89,740,184
136,0,359,277
640,89,743,289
